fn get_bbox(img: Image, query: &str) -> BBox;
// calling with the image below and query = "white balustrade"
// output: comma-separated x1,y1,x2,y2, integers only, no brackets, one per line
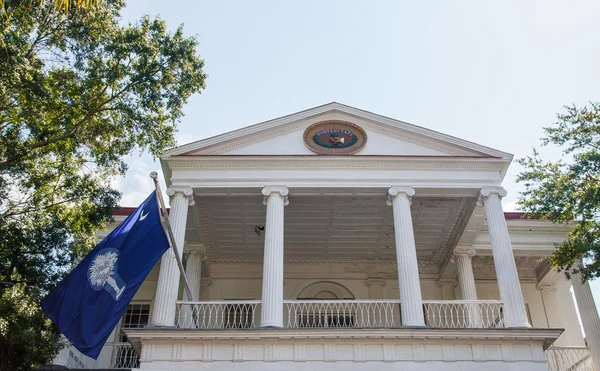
63,347,95,369
111,342,140,369
422,300,505,328
284,300,400,328
175,301,261,329
66,350,86,369
545,347,593,371
175,300,508,329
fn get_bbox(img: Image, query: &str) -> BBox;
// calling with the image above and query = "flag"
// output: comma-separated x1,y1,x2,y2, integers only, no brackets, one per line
41,190,170,359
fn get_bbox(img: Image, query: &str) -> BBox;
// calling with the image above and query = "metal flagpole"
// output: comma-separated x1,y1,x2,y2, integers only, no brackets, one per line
150,171,194,301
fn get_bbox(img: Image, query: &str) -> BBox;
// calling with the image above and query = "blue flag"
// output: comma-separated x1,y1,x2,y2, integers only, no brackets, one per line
41,190,170,359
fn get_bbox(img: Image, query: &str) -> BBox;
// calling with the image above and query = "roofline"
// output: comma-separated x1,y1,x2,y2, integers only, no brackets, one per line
161,102,514,160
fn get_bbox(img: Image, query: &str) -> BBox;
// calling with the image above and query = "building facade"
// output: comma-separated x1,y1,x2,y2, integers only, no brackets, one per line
54,103,600,370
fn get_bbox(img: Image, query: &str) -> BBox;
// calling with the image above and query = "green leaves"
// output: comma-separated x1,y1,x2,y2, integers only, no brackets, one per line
518,104,600,281
0,1,206,368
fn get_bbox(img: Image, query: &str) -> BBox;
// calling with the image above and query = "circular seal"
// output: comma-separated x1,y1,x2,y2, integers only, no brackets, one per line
303,121,367,155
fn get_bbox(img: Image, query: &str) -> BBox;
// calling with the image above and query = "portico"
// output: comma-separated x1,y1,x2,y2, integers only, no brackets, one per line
113,103,591,370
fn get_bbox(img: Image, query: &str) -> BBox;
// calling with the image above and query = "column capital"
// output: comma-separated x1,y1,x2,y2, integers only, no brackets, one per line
184,243,206,256
477,186,507,206
453,247,476,260
536,282,557,292
386,186,415,206
262,186,289,206
437,279,458,289
166,186,195,206
364,278,387,287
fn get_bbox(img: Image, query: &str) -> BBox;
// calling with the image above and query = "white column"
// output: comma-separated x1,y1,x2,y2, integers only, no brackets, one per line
387,187,425,327
454,247,478,300
479,187,530,328
537,283,566,345
453,247,482,327
260,187,288,328
151,186,194,327
184,243,205,301
571,271,600,369
180,244,205,326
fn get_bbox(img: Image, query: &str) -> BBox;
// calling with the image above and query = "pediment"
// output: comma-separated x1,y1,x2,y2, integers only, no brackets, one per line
163,103,511,159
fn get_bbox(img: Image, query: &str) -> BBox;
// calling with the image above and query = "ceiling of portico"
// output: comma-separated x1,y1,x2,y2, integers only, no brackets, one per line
184,193,477,275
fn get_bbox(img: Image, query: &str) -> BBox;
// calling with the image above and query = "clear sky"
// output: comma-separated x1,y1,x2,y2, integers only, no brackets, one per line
115,1,600,317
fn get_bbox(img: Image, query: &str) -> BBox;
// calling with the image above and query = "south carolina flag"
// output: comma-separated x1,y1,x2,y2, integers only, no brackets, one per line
41,190,170,359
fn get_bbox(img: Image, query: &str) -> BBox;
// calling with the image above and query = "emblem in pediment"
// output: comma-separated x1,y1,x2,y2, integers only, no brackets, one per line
303,120,367,155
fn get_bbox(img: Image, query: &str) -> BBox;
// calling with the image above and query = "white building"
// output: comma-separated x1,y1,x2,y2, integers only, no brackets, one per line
54,103,600,371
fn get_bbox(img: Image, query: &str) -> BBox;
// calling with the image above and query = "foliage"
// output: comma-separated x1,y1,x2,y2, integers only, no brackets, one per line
0,284,64,371
0,0,206,369
517,103,600,281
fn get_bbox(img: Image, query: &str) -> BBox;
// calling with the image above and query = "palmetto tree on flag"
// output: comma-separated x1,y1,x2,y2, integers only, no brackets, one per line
88,249,125,300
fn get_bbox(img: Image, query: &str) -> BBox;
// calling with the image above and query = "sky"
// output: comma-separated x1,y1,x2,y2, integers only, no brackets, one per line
115,1,600,318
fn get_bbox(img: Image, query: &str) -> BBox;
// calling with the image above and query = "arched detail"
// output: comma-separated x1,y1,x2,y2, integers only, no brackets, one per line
294,281,355,300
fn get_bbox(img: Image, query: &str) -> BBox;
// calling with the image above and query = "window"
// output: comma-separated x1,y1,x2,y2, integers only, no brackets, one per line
115,303,149,369
118,304,150,341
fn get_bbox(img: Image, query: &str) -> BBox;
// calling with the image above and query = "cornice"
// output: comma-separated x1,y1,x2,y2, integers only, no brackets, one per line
162,103,512,160
124,327,562,348
164,156,508,171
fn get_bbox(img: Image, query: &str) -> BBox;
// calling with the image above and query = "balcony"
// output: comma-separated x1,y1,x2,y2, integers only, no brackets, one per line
174,299,505,329
545,346,594,371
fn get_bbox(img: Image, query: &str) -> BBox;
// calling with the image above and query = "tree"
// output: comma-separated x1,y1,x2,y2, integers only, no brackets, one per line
517,103,600,281
0,0,207,369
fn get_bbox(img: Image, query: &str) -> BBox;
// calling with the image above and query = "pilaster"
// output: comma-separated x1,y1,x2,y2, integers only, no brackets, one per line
437,280,457,300
365,278,387,300
537,283,565,345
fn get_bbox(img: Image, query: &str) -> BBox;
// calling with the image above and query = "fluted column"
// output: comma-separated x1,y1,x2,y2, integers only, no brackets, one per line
260,187,288,328
151,187,194,326
571,271,600,369
453,247,482,327
454,247,478,300
387,187,425,327
180,244,205,326
479,187,530,328
537,283,566,345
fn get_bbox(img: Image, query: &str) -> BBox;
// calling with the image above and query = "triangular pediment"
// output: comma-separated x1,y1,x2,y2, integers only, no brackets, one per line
163,103,511,159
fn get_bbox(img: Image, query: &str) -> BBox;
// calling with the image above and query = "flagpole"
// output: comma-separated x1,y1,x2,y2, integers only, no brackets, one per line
150,171,194,302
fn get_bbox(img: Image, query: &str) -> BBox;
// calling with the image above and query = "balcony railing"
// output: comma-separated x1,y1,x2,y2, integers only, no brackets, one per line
422,300,504,328
175,300,505,329
111,342,140,369
175,300,261,329
545,346,593,371
284,300,399,328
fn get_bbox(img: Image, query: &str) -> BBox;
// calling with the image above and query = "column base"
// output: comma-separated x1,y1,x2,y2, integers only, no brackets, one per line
260,323,284,329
